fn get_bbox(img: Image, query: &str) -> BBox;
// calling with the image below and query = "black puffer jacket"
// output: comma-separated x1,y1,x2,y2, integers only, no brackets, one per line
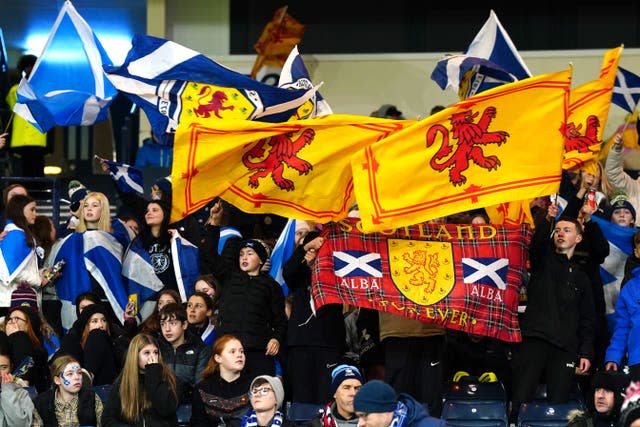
190,371,252,427
521,217,596,359
204,226,287,351
101,363,178,427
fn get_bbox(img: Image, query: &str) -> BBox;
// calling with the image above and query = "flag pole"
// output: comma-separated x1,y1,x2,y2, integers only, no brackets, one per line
3,112,13,133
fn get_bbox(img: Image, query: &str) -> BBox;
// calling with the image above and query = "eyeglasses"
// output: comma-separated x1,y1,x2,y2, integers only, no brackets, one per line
7,316,26,323
250,387,273,397
160,320,182,328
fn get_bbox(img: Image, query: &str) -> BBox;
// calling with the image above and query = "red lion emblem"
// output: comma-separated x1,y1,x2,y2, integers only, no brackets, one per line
426,106,509,186
193,86,234,118
242,129,315,191
560,115,600,153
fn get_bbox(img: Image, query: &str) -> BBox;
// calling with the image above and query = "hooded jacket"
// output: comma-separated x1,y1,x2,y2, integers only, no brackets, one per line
605,265,640,367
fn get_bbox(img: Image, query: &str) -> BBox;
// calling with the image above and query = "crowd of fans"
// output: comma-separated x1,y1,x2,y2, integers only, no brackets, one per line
0,119,640,427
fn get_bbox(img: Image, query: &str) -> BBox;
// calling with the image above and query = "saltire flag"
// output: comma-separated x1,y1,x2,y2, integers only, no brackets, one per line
612,67,640,113
49,231,128,330
96,156,144,195
278,46,332,118
562,46,623,173
268,218,297,296
250,6,306,79
170,115,415,223
484,199,534,227
591,215,635,327
104,34,319,140
466,10,532,81
0,223,40,304
311,219,532,342
218,226,243,255
13,1,116,132
431,54,517,100
352,68,571,233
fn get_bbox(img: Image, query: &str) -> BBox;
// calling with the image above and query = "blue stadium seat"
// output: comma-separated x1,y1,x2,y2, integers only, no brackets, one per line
177,404,192,427
441,381,508,427
517,401,585,427
532,384,583,405
92,384,111,404
441,400,508,427
286,402,324,425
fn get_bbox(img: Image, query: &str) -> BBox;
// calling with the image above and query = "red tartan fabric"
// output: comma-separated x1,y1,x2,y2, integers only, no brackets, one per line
312,219,532,342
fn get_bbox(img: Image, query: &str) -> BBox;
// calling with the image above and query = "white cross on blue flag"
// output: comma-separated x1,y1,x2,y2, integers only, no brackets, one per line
333,250,383,278
612,66,640,113
462,257,509,289
13,1,116,132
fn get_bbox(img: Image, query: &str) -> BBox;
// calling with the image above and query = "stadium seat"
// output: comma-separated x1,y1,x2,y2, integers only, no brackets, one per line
441,381,508,427
92,384,111,404
286,402,324,425
532,384,583,404
177,404,192,427
517,401,585,427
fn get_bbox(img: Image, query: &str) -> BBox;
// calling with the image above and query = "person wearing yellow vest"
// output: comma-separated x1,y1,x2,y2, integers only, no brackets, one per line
5,55,48,177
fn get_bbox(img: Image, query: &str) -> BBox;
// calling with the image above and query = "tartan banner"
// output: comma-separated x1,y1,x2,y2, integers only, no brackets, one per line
312,219,532,342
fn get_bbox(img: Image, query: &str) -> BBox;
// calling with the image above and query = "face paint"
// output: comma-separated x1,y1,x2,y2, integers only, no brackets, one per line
59,363,82,391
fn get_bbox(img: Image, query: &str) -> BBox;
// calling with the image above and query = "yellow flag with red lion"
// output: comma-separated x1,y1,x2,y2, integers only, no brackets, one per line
352,68,572,233
562,46,622,173
170,115,414,223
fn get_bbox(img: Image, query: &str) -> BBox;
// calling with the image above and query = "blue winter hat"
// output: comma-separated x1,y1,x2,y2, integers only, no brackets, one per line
239,239,268,264
354,380,397,413
331,364,364,394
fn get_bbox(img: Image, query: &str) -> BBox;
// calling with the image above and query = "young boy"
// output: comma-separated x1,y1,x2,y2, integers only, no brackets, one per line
203,201,287,379
158,303,212,403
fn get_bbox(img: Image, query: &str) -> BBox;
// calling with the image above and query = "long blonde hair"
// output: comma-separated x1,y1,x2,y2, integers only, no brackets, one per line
75,192,112,233
118,333,177,423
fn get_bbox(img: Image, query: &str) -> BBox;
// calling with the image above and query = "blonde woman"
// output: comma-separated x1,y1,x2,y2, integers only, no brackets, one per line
75,192,112,233
102,333,178,426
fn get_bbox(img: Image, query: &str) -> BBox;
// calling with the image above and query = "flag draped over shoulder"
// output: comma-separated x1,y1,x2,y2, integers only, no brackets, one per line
312,219,531,342
278,46,332,118
104,34,318,139
14,1,116,132
50,231,128,330
352,68,571,233
250,6,305,79
591,216,634,325
170,115,414,223
612,66,640,113
562,46,622,173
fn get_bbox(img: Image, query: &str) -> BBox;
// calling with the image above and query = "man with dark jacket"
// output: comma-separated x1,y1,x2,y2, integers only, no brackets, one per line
158,303,211,403
308,365,363,427
512,205,596,413
567,370,629,427
354,380,446,427
284,227,346,403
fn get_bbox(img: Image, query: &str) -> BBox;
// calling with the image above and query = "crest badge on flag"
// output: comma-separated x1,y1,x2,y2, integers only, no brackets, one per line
388,239,455,306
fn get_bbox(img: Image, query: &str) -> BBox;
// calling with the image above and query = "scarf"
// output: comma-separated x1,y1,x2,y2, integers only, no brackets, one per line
389,401,408,427
241,410,284,427
321,402,337,427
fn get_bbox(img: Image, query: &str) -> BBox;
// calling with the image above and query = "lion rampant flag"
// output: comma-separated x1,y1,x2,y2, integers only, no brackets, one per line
250,6,305,79
170,115,414,223
562,46,623,173
352,68,572,233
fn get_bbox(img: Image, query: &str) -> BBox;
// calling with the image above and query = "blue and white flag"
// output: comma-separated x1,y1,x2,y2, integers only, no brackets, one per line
269,218,297,296
430,54,517,99
49,231,128,330
97,156,144,195
104,34,320,138
278,46,332,117
170,233,200,302
218,226,242,255
123,232,199,304
0,223,40,306
591,216,635,324
612,67,640,113
466,10,531,81
121,239,164,305
462,257,509,289
333,250,383,278
13,1,117,132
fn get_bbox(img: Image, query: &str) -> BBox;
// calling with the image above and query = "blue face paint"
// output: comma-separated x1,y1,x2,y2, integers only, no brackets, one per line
60,363,82,388
60,373,71,386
